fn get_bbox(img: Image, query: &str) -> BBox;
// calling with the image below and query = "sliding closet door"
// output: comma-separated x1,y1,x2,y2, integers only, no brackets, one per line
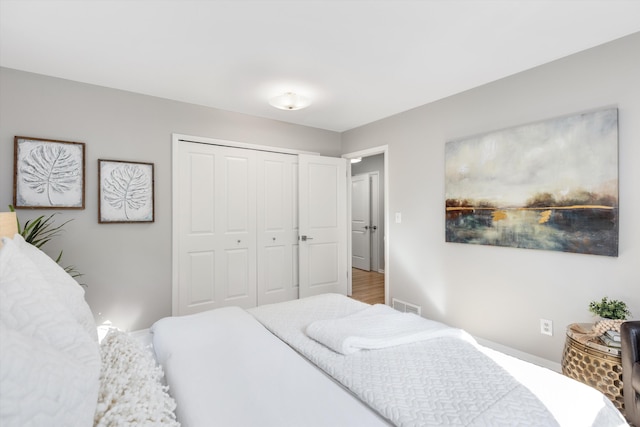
256,152,299,305
298,154,348,298
175,142,257,315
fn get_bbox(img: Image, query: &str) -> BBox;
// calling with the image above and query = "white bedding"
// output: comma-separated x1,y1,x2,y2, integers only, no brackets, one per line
0,236,101,427
249,294,628,427
151,306,390,427
306,303,469,355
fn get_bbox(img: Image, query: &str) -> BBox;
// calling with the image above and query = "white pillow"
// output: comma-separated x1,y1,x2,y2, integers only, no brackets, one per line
10,234,97,341
95,330,179,427
0,238,101,427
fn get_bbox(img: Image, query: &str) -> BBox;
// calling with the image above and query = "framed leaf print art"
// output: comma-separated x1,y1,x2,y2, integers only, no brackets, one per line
98,159,154,223
14,136,85,209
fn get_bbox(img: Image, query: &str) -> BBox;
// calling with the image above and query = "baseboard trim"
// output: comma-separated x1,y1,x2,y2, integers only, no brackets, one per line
474,336,561,373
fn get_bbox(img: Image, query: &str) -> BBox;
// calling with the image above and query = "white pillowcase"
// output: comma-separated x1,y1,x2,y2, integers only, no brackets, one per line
95,330,179,427
0,237,101,427
10,234,98,341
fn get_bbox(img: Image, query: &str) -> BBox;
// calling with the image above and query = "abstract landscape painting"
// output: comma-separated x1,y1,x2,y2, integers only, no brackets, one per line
445,108,618,257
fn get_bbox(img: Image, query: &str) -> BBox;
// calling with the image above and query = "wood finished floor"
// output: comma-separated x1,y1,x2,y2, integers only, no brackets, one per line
350,268,385,305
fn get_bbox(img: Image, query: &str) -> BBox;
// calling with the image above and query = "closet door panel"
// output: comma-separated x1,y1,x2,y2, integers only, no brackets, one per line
224,248,251,300
257,153,298,305
308,242,339,287
224,155,252,233
298,154,347,298
177,147,218,313
188,154,215,233
264,245,286,293
187,251,215,304
264,160,285,231
218,148,256,308
176,143,256,314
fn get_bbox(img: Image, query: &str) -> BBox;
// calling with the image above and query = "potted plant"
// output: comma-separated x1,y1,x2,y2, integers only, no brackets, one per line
8,205,82,280
588,297,630,333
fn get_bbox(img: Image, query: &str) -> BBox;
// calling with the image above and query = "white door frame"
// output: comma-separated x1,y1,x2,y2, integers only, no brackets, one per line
342,145,389,305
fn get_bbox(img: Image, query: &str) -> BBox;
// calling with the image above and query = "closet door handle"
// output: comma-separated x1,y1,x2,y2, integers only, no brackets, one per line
300,235,313,241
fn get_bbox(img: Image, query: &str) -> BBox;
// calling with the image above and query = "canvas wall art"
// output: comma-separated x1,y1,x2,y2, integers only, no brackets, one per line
445,108,618,257
13,136,85,209
99,159,154,223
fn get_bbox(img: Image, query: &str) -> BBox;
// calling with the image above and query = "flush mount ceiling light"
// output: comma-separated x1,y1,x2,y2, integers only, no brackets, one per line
350,158,362,164
269,92,311,111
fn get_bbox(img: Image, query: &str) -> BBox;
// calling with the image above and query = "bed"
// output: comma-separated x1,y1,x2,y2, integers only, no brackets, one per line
152,293,629,427
151,305,389,427
0,234,629,426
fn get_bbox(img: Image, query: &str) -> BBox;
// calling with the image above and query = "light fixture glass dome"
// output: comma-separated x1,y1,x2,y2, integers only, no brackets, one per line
269,92,311,110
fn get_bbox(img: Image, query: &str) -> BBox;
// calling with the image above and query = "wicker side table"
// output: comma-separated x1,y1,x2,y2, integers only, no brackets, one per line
562,323,624,414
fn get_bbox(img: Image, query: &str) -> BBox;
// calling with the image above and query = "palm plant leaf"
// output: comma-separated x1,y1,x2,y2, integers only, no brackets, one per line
21,213,72,248
8,206,81,282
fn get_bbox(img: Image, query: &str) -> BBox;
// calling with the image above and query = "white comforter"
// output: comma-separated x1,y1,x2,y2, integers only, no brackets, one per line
249,294,628,427
151,306,389,427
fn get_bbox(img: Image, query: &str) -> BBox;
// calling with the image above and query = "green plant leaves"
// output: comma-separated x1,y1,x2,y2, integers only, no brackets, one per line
8,205,82,281
588,296,630,320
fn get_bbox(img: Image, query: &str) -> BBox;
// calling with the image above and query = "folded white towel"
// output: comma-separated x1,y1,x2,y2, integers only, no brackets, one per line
305,304,468,355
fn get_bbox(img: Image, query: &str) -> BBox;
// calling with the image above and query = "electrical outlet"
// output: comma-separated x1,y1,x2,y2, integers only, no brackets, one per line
540,319,553,336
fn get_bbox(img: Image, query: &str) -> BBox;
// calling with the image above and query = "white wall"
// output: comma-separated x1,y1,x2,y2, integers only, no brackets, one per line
341,33,640,363
0,67,341,331
2,33,638,364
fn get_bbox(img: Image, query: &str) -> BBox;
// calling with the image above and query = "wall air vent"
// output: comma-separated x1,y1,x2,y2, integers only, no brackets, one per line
391,298,421,316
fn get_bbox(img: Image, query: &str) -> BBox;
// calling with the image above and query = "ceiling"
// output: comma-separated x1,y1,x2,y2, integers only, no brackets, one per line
1,1,639,132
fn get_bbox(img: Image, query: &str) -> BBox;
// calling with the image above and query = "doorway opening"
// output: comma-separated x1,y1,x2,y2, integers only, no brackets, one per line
343,146,388,306
351,267,385,305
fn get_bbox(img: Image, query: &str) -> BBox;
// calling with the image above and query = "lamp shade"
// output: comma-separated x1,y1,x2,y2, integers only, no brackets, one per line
269,92,311,111
0,212,19,248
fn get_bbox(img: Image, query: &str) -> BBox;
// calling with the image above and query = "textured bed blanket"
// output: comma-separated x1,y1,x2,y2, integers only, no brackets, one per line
306,303,469,355
250,294,563,427
152,306,390,427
